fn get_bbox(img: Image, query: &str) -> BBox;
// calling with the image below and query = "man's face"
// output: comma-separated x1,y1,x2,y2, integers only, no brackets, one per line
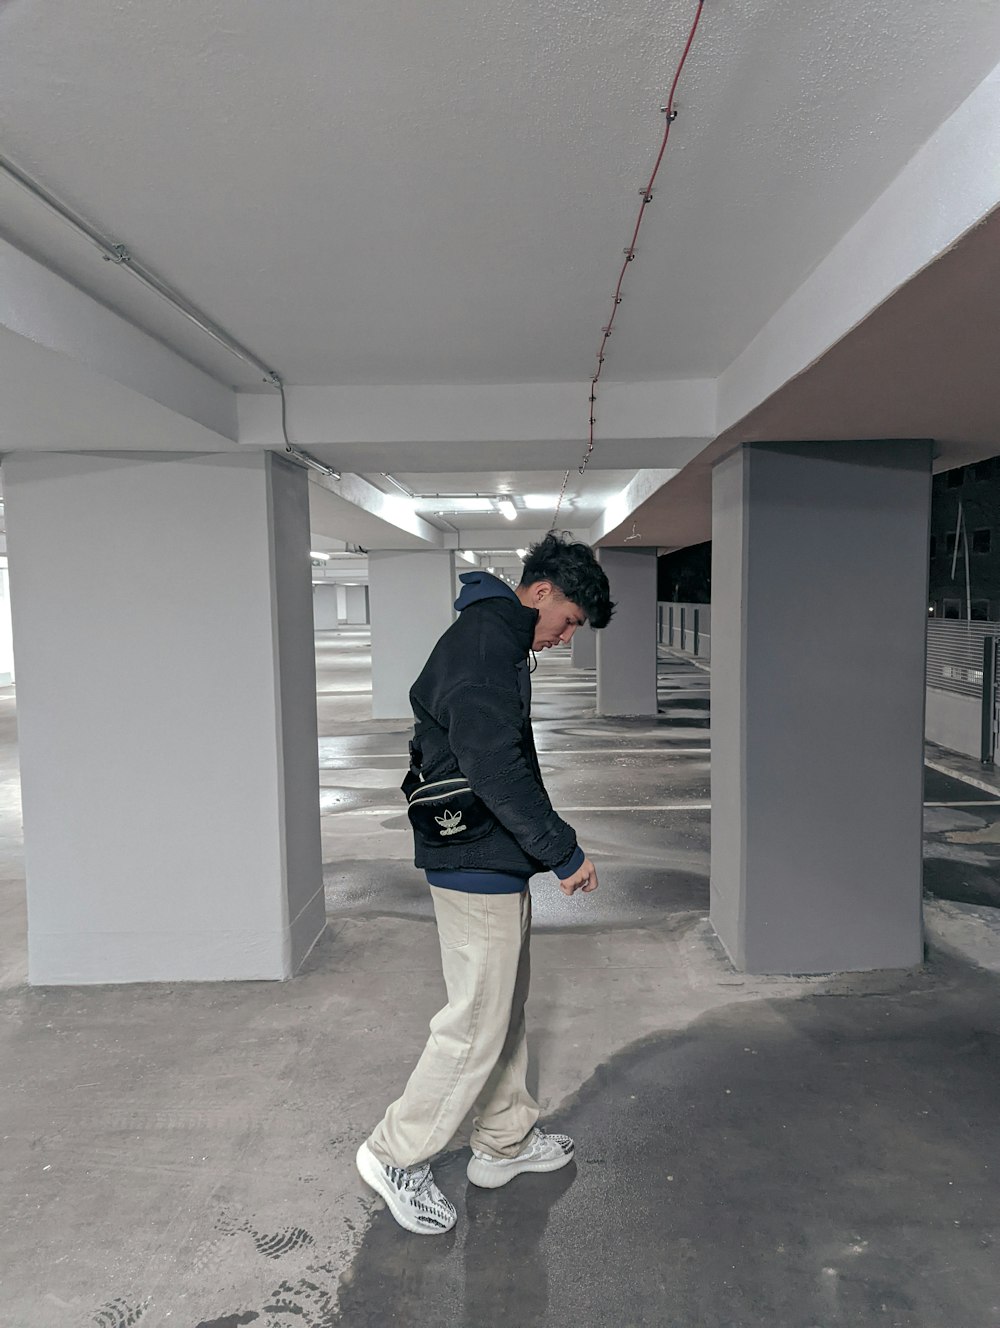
523,582,587,650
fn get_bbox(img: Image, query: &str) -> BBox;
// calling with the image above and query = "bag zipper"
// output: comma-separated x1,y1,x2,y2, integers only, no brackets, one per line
408,776,469,805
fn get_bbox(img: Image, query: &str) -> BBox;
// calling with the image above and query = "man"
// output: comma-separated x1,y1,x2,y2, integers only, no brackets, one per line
356,532,614,1235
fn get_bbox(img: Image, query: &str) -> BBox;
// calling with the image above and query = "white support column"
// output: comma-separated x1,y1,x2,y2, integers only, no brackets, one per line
5,451,326,984
344,584,369,624
596,547,658,716
711,440,933,975
312,583,342,630
0,566,14,683
369,550,456,720
571,627,597,669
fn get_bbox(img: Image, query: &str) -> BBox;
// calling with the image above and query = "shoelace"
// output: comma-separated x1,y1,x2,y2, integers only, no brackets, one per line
404,1162,433,1193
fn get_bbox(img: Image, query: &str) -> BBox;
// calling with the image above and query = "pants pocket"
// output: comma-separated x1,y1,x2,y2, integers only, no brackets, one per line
431,887,472,949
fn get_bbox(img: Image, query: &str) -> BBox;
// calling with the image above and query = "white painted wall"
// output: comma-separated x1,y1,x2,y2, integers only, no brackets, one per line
368,550,456,719
4,451,324,983
925,686,982,760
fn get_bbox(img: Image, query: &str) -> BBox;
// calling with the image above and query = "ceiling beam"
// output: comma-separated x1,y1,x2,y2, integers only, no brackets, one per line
718,60,1000,437
0,235,236,446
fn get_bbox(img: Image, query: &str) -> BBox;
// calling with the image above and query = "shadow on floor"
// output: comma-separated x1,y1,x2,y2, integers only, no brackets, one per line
333,954,1000,1328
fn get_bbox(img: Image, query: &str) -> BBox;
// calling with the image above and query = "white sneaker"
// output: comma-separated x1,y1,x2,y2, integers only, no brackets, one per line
356,1141,457,1235
466,1127,575,1189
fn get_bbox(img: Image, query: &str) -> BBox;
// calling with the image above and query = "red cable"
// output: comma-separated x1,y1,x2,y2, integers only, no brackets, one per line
553,0,705,527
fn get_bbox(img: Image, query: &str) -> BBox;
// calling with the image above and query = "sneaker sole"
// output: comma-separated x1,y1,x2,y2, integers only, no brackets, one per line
466,1146,575,1190
355,1143,457,1236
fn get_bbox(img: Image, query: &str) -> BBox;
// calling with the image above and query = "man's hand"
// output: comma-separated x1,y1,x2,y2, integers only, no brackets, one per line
559,857,599,896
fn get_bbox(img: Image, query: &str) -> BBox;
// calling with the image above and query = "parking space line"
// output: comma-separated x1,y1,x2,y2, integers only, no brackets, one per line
325,799,1000,816
319,747,711,761
924,759,1000,799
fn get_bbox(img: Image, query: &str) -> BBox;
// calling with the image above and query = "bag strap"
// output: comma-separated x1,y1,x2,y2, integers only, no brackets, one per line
401,738,423,799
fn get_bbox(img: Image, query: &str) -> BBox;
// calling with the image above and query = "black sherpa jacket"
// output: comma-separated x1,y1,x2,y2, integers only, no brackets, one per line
408,571,580,877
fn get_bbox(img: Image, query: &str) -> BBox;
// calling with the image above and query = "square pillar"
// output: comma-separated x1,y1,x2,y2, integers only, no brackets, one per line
711,441,933,974
596,547,658,716
5,451,326,984
369,550,456,719
571,626,597,669
313,583,342,629
344,584,369,624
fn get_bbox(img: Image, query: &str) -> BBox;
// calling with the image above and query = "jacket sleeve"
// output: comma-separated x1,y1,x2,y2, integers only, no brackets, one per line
436,678,579,871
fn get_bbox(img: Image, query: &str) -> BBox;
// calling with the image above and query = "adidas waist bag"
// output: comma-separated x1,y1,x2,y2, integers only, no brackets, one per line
404,776,496,847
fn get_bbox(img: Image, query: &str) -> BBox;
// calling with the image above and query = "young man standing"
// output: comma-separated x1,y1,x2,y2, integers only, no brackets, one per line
357,532,614,1235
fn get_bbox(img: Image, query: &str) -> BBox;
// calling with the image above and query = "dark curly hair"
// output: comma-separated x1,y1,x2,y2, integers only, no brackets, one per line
519,531,615,629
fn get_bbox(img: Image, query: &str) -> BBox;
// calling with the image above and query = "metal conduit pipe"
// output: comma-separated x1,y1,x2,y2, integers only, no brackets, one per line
0,153,340,481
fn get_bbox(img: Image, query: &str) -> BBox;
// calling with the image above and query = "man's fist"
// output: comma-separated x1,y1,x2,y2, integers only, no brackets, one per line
559,857,599,896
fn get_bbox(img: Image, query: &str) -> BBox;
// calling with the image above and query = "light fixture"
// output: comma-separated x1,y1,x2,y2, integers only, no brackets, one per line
516,548,527,558
487,566,495,574
497,499,517,522
523,494,555,510
310,551,331,562
431,498,494,514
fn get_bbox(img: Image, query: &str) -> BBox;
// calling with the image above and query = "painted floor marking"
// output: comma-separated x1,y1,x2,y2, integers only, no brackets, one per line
328,799,1000,816
924,800,1000,807
327,803,714,815
320,747,711,760
924,758,1000,799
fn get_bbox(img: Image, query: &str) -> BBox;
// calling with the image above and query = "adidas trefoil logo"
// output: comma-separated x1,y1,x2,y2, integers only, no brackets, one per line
435,808,467,837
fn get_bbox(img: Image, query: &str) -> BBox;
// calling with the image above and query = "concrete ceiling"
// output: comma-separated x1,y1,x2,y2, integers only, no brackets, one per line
1,1,1000,552
609,203,1000,550
3,0,999,383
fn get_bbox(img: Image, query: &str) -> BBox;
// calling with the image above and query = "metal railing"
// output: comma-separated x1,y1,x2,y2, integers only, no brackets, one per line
925,620,991,698
658,602,711,660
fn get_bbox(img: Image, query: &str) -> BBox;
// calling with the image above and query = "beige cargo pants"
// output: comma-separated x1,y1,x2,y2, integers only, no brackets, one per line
367,884,540,1167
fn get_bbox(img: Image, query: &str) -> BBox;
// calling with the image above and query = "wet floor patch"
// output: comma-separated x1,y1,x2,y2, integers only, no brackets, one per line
332,956,1000,1328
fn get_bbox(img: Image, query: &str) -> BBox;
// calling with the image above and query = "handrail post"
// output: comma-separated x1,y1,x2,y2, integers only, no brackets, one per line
981,636,996,766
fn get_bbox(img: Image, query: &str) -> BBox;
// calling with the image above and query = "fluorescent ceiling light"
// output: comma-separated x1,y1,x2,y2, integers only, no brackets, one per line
497,499,517,522
310,551,331,561
432,498,494,513
522,494,556,510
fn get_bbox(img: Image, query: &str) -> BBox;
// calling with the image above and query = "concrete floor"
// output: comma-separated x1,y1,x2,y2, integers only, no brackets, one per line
2,632,1000,1327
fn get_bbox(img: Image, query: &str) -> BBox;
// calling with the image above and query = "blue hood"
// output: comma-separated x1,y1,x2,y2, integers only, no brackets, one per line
454,570,520,612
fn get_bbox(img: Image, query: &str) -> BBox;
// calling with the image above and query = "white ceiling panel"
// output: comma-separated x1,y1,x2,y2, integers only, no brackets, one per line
1,0,998,387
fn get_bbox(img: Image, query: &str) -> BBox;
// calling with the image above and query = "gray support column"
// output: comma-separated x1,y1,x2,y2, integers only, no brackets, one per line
596,547,658,716
711,440,933,974
369,550,456,719
571,626,597,669
4,451,325,984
